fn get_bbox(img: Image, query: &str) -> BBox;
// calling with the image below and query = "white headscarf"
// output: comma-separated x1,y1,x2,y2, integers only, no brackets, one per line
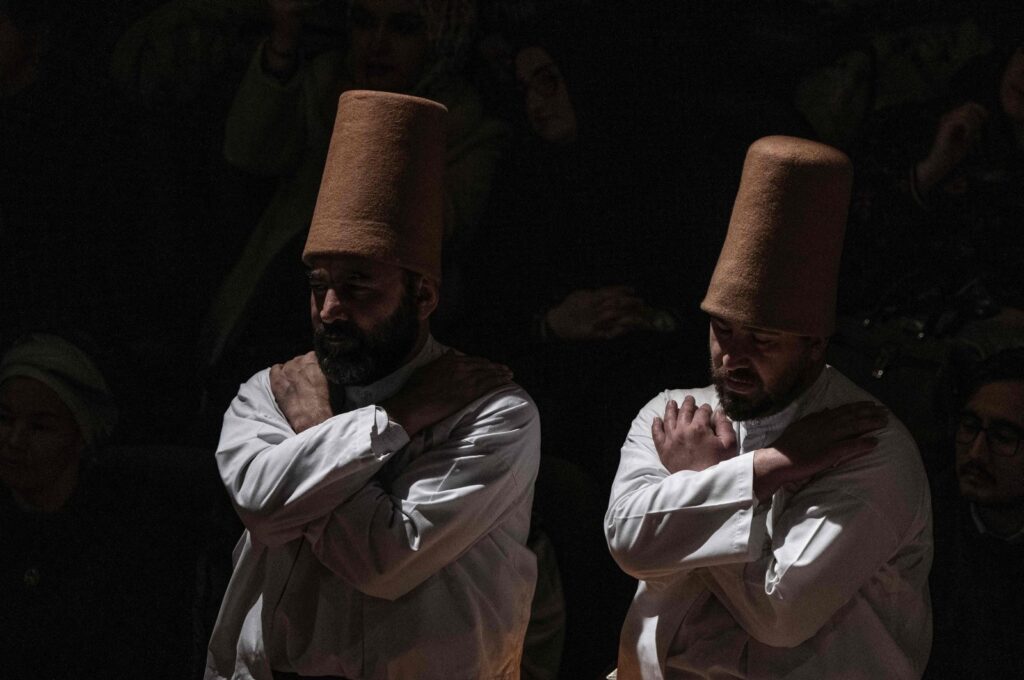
0,333,118,447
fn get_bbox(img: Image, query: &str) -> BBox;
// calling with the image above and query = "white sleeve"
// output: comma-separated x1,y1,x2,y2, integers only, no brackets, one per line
698,454,905,648
215,370,410,546
605,391,768,580
303,386,540,601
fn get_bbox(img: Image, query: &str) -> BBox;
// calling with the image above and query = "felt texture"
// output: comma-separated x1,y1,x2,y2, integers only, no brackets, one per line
303,90,447,280
701,136,853,337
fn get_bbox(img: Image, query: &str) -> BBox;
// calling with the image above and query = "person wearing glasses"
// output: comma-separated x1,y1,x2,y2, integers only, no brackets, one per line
927,346,1024,679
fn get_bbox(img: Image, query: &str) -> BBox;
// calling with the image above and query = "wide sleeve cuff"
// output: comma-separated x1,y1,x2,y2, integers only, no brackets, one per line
607,452,768,578
372,407,411,458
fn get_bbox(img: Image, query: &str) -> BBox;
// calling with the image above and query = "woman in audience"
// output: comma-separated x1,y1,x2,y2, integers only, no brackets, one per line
0,332,195,679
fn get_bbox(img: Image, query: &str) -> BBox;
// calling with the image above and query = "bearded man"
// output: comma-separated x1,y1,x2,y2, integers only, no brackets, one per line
204,91,540,680
605,137,933,679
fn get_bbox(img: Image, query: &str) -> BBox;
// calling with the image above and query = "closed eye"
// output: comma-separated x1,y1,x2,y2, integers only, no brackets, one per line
710,320,731,336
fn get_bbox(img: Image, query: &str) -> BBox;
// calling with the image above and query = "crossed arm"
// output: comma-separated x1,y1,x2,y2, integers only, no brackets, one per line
216,373,406,546
605,391,768,578
217,353,539,600
607,389,903,646
303,392,539,599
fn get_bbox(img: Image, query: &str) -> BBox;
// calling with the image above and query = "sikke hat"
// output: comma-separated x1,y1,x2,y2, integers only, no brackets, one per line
303,90,447,281
700,135,853,336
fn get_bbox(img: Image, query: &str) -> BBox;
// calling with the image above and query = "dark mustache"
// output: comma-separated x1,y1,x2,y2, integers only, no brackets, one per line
319,323,360,339
958,460,994,482
716,367,759,384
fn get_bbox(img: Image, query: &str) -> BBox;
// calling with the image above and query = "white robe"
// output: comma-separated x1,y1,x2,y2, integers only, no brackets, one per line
205,337,540,680
606,366,932,679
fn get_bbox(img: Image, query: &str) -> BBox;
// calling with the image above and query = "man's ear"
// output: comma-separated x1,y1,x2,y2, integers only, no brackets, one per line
414,276,440,321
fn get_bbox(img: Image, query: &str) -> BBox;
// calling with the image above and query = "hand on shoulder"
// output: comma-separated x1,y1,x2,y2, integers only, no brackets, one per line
652,395,738,473
382,351,514,438
753,401,887,502
270,351,333,433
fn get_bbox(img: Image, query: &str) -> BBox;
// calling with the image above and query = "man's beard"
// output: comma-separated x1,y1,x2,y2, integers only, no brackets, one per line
710,353,814,421
313,290,420,387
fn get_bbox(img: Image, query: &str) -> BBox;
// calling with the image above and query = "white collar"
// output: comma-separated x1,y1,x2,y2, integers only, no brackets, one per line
736,366,832,451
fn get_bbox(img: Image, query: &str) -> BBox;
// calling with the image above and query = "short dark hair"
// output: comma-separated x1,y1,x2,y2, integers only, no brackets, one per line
959,347,1024,408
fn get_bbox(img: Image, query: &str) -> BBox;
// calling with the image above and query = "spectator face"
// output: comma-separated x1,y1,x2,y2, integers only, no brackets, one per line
999,46,1024,123
307,255,429,385
0,376,84,499
708,316,825,420
348,0,430,93
515,46,577,145
955,380,1024,506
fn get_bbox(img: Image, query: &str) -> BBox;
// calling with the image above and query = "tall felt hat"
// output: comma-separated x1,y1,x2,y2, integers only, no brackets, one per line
303,90,447,280
700,136,853,336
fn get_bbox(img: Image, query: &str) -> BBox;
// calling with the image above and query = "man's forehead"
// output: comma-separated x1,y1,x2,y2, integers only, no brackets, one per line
967,380,1024,424
307,254,403,278
708,315,786,336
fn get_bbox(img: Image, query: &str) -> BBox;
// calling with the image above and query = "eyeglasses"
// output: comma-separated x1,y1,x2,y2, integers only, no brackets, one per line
955,412,1023,458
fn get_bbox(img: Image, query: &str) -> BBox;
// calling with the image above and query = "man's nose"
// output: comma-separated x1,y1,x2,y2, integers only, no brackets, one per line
718,338,751,369
319,288,350,324
966,431,992,461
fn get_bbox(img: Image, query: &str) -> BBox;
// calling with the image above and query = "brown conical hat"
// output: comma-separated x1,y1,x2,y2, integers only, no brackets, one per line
700,136,853,337
303,90,447,280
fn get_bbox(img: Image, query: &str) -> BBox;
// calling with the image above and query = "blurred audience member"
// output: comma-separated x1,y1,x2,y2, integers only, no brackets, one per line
0,333,129,678
199,0,507,419
830,38,1024,477
0,332,199,679
453,16,707,678
910,44,1024,206
460,27,705,481
843,39,1024,319
0,333,117,511
928,347,1024,678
